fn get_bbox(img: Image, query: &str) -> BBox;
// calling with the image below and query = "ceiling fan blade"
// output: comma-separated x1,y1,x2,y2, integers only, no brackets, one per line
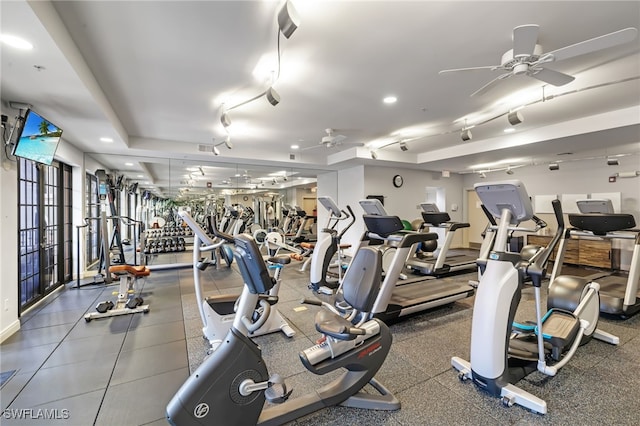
299,144,324,152
439,65,501,74
546,27,638,62
530,67,575,86
513,24,540,58
333,135,347,144
470,73,512,97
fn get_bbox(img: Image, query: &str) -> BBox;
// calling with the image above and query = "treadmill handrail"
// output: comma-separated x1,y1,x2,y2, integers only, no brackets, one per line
565,228,640,240
366,230,437,248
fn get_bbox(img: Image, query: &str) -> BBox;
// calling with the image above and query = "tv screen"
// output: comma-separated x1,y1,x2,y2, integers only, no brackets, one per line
12,109,63,166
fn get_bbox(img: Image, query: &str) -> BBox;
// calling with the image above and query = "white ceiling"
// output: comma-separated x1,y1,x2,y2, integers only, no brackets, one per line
1,0,639,197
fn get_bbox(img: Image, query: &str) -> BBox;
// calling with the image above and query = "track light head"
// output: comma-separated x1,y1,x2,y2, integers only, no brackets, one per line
213,146,220,156
607,158,619,166
399,141,408,151
370,150,378,159
480,172,486,179
278,0,300,39
223,136,233,149
220,112,231,128
506,167,514,175
508,110,524,126
549,163,559,171
461,129,472,142
266,87,280,106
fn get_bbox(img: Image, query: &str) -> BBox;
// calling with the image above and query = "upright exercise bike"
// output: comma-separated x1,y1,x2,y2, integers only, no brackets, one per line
167,230,399,425
451,180,619,415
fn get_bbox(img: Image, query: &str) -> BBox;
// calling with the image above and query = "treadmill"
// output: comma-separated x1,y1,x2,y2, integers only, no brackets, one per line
548,199,640,318
405,203,478,276
358,199,475,322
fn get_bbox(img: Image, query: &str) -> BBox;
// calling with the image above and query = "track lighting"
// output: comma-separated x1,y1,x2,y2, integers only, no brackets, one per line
507,111,524,126
399,141,408,151
198,166,205,176
266,87,280,106
480,172,487,179
607,158,619,166
506,167,514,175
370,150,378,159
220,112,231,128
278,0,300,39
461,129,472,142
549,163,559,171
222,136,233,149
213,146,220,156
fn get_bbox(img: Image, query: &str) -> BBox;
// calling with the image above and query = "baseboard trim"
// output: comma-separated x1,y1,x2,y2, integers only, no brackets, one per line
0,319,21,343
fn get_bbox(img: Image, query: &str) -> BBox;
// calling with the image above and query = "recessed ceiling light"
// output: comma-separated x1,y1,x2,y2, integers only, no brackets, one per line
503,128,515,133
0,34,33,50
383,96,397,104
290,144,299,150
124,162,134,166
100,137,113,142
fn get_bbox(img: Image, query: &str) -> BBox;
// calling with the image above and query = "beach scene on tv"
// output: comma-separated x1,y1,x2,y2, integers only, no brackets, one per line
14,111,63,165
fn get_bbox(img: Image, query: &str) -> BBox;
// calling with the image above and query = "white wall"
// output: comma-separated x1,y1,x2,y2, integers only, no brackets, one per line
317,165,467,254
462,156,640,223
0,141,20,342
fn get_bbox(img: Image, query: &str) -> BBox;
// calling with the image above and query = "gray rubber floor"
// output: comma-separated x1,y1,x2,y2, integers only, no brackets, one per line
1,252,639,425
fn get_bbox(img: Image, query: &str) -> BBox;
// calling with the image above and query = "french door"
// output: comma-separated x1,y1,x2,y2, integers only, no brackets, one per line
17,158,72,312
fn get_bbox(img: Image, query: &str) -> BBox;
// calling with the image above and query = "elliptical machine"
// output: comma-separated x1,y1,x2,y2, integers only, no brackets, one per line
167,229,399,425
179,211,294,353
307,196,355,293
451,180,619,415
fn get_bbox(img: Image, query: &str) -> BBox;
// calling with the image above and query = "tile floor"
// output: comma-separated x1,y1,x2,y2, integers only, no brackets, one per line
1,251,639,425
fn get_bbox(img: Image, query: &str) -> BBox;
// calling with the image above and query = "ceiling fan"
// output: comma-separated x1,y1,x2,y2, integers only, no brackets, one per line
301,128,363,150
439,25,638,97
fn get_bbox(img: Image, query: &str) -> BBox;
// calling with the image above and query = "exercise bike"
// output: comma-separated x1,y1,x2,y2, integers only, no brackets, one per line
451,180,619,415
179,211,294,354
167,230,399,425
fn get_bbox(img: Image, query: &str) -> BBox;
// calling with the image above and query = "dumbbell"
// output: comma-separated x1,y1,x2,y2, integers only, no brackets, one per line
126,297,144,309
96,300,115,313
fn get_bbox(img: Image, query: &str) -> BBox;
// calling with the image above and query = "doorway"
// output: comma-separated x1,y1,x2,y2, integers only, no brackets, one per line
17,158,72,312
466,189,486,250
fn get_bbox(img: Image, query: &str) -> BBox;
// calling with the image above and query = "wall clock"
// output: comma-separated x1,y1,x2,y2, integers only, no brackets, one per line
393,174,404,188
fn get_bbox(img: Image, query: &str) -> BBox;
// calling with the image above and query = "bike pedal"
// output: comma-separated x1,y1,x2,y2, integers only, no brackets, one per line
264,382,292,404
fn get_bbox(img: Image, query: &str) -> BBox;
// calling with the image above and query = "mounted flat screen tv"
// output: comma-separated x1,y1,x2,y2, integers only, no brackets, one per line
12,109,63,166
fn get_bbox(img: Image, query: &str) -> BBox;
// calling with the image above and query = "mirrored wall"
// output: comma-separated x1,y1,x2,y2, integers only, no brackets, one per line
84,152,337,229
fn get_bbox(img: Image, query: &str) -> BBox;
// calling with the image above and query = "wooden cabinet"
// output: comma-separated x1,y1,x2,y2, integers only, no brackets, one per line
526,235,612,269
579,239,612,269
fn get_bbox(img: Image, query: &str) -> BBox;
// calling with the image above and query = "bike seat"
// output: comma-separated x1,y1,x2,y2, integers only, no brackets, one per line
314,309,366,341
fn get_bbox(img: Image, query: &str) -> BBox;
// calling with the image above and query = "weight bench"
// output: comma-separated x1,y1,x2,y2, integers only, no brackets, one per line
84,265,151,322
